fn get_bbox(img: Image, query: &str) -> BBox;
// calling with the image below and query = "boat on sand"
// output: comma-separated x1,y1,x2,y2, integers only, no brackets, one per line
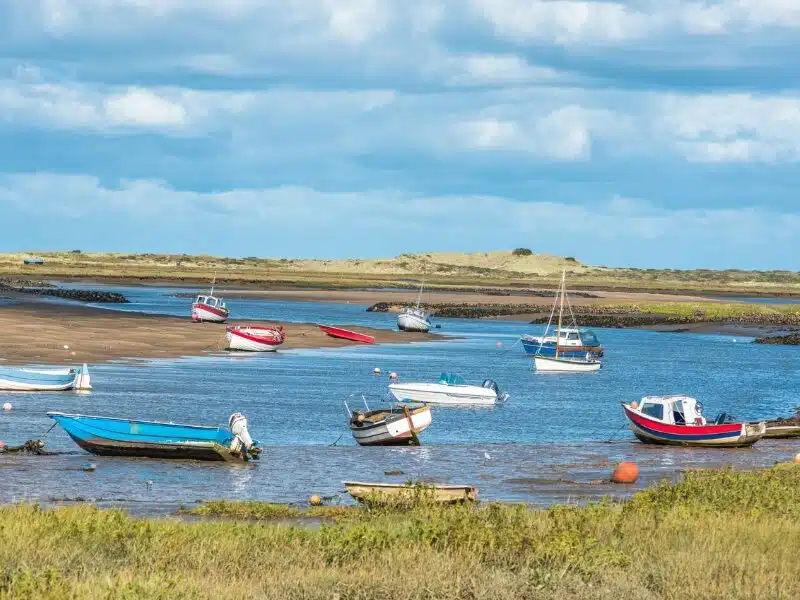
47,412,261,462
343,481,478,504
318,325,375,344
191,276,229,323
397,282,431,332
226,325,285,352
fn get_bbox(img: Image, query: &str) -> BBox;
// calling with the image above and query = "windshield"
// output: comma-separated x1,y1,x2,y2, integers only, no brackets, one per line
581,331,599,345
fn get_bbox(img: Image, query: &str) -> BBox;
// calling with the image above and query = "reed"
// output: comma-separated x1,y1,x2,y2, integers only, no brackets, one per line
1,466,798,599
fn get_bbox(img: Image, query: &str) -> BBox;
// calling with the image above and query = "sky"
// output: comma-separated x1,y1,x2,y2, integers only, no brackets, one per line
0,0,798,270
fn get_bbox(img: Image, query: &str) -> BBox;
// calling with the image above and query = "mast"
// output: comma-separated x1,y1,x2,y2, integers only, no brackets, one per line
555,270,565,358
415,280,424,310
210,272,217,297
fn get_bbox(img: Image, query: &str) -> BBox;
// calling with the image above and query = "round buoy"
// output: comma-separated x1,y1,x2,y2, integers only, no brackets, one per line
389,372,398,380
611,461,639,484
309,494,322,506
793,453,800,465
630,401,639,410
82,463,96,472
70,351,76,356
496,342,503,347
373,367,381,374
2,403,11,412
0,441,5,450
63,345,69,350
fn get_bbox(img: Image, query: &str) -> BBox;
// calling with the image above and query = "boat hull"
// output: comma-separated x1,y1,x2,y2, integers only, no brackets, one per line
350,406,432,446
534,355,601,372
318,325,375,344
47,412,245,461
192,303,229,323
0,365,90,391
388,383,498,406
226,326,285,352
521,338,603,357
343,481,477,504
397,312,431,332
760,423,800,439
623,405,766,447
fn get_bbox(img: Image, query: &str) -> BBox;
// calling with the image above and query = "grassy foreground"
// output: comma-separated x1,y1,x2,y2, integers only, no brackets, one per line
1,467,800,599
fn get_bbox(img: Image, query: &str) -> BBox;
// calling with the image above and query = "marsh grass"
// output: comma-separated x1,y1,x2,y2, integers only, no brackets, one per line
580,301,800,325
1,466,799,599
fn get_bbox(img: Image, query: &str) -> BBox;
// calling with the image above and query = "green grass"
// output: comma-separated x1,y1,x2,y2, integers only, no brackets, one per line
582,302,800,325
1,466,799,599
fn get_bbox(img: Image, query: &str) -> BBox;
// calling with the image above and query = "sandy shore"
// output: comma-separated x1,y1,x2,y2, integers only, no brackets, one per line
0,302,437,366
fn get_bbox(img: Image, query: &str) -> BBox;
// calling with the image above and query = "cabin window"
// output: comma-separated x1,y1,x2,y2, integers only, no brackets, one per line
567,332,579,340
641,403,664,420
581,332,599,345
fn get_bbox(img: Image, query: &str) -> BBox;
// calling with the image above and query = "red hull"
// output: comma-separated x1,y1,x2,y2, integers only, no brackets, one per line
318,325,375,344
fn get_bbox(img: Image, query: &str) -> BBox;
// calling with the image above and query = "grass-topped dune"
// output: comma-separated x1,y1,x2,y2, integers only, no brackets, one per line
1,466,799,599
2,249,798,296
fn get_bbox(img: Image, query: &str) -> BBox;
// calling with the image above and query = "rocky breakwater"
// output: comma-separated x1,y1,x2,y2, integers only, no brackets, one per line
754,333,800,346
0,279,129,303
367,302,547,318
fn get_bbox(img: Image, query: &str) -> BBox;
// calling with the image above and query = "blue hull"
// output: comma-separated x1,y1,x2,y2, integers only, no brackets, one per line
520,339,604,357
47,412,235,461
0,367,79,391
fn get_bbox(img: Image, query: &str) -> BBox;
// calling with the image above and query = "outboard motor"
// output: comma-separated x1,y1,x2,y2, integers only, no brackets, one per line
482,379,509,402
229,412,261,460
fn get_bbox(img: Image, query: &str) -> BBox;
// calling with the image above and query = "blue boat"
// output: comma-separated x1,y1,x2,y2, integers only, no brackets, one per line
47,412,261,462
0,364,91,392
521,328,604,357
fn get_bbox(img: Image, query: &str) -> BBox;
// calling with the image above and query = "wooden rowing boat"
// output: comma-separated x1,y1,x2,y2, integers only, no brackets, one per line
318,325,375,344
343,481,478,504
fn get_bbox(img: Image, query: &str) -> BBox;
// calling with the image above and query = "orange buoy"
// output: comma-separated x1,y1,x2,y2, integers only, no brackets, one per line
389,372,398,380
611,461,639,484
309,494,322,506
793,453,800,465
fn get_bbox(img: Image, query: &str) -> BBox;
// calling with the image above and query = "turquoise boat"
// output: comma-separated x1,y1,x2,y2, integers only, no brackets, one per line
0,364,91,392
47,412,261,462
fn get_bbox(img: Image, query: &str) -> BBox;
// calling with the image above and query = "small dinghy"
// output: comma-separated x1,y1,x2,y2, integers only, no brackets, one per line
388,373,507,406
347,398,432,446
343,481,478,504
0,364,91,392
622,396,766,448
318,325,375,344
47,412,261,462
226,325,285,352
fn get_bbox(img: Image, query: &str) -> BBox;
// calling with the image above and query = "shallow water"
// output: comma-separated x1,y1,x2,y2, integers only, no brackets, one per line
1,285,798,512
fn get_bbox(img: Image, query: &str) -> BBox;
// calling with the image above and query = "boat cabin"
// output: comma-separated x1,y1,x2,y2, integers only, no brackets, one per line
195,295,226,310
635,395,706,426
554,328,599,346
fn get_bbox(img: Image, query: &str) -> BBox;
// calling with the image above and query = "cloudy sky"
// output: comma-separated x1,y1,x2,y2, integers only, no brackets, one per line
0,0,798,269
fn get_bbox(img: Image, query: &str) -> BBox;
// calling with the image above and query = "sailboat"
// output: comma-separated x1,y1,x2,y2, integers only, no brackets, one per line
397,281,431,332
191,274,230,323
533,271,601,373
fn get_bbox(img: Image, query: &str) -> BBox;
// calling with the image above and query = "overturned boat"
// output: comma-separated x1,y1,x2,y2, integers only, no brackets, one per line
0,364,91,392
347,401,432,446
47,412,261,462
226,325,285,352
622,396,766,448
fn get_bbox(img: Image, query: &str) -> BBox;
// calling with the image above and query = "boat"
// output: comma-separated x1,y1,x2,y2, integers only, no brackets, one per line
750,408,800,439
226,325,285,352
521,327,603,357
347,399,432,446
318,325,375,344
47,411,261,461
343,481,478,504
532,271,601,373
191,276,229,323
397,282,431,332
388,372,508,406
0,364,91,392
622,395,766,448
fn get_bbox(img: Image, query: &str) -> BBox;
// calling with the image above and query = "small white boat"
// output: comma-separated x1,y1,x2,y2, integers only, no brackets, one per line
389,373,507,406
226,325,285,352
533,271,602,373
0,364,91,392
397,282,431,332
347,401,432,446
191,276,229,323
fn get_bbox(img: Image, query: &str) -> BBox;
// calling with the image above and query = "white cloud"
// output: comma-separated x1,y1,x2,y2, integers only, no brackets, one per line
446,54,565,86
104,88,187,126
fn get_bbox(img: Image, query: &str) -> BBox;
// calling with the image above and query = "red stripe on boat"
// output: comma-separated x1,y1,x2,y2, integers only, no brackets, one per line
193,303,229,318
623,405,742,436
227,326,285,345
318,325,375,344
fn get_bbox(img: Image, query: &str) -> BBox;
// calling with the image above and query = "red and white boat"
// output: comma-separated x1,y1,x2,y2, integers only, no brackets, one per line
191,277,229,323
622,395,766,448
226,325,285,352
318,325,375,344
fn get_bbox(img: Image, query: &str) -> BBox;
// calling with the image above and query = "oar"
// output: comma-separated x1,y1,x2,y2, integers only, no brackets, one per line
402,405,421,446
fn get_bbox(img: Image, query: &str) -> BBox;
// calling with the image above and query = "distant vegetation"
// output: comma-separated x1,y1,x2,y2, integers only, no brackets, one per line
0,466,798,598
512,247,533,256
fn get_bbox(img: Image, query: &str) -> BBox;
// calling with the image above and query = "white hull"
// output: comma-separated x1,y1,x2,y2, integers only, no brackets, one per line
397,312,430,332
534,355,601,372
389,383,498,406
0,364,91,392
225,328,283,352
192,305,228,323
351,409,432,446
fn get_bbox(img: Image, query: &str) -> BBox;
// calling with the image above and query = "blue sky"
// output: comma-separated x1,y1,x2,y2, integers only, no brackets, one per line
0,0,798,269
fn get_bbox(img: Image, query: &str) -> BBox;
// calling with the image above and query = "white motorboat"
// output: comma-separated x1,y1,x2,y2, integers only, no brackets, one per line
347,402,432,446
388,373,507,406
397,282,431,332
0,364,91,391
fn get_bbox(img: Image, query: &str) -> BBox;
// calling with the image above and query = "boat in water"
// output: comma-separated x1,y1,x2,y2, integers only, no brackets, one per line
397,282,431,332
532,271,601,373
622,395,766,448
226,325,285,352
388,372,507,406
347,399,432,446
0,364,91,392
191,276,229,323
521,327,603,357
318,325,375,344
47,411,261,461
343,481,478,504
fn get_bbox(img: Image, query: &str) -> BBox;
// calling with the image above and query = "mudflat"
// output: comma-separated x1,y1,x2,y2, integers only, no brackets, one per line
0,301,436,365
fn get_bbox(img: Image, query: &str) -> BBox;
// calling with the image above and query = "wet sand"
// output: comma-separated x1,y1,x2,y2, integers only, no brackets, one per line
0,302,438,365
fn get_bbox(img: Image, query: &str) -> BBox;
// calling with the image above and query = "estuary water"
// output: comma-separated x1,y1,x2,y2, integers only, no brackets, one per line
1,285,798,511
